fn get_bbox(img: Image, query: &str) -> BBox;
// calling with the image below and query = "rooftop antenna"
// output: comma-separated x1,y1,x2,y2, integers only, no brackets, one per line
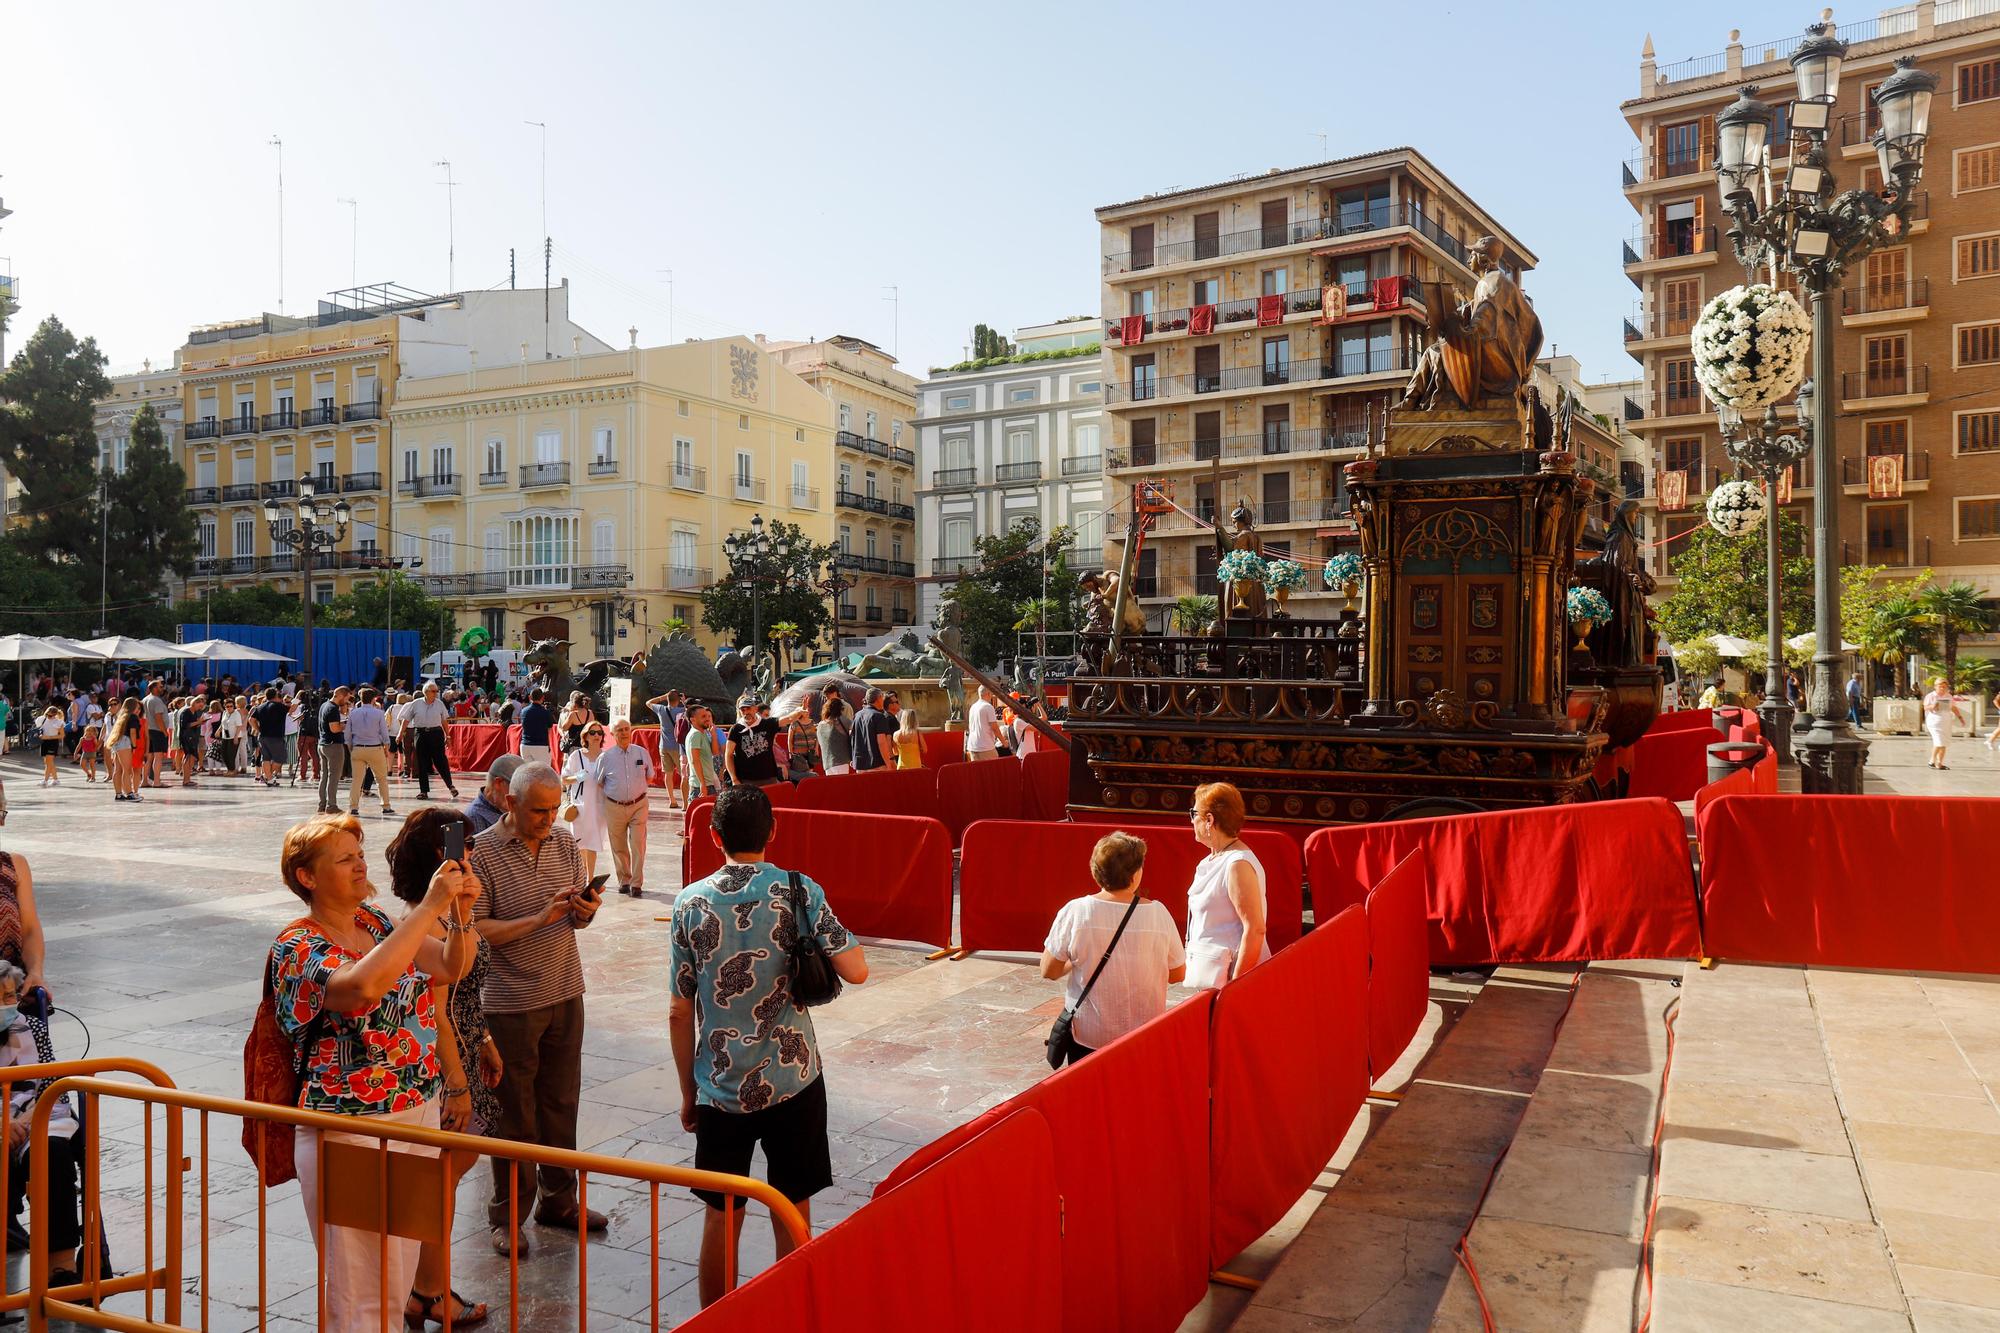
268,137,285,313
524,119,548,250
657,268,674,343
433,160,457,291
337,197,358,288
882,285,899,359
1314,129,1328,158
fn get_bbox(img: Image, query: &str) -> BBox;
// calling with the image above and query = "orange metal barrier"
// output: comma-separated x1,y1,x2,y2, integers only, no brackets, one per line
14,1068,806,1333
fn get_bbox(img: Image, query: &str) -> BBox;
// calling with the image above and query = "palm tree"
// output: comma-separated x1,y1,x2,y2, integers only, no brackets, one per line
767,620,801,674
1856,592,1932,697
1915,581,1994,691
1172,594,1218,636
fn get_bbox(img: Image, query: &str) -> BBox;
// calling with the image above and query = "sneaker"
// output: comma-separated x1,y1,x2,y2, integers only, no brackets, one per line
381,806,396,816
349,808,361,816
490,1226,530,1257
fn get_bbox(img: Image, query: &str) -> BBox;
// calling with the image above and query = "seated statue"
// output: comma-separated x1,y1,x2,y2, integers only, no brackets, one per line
1397,235,1544,414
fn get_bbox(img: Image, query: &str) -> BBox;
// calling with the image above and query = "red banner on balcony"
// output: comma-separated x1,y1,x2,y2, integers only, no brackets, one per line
1189,303,1216,335
1658,468,1687,511
1256,295,1283,327
1318,284,1346,324
1119,315,1145,346
1868,452,1904,499
1371,275,1408,311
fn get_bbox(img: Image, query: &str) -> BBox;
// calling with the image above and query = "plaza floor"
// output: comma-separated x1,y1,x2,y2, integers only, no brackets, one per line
0,727,1990,1330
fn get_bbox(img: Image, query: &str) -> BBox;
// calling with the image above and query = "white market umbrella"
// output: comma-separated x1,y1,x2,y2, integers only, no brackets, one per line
1786,632,1860,653
0,635,68,663
1707,633,1758,658
179,638,296,663
38,636,109,661
77,636,200,661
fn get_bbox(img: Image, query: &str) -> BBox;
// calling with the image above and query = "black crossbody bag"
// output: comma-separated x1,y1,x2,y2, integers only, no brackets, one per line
785,870,843,1007
1046,896,1141,1070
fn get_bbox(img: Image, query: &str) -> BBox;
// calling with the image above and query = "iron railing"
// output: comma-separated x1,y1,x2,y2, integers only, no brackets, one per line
588,458,619,476
397,474,461,497
262,479,297,499
1842,450,1932,486
996,461,1042,482
521,461,571,487
1625,225,1719,264
932,554,977,576
789,485,819,509
299,405,338,427
261,409,297,432
186,420,221,441
836,489,887,513
665,565,711,590
1063,454,1103,476
343,399,382,422
341,471,381,492
1842,278,1929,316
220,483,259,502
835,430,916,466
1101,200,1468,275
1840,365,1930,400
222,415,257,437
671,464,707,492
730,476,766,502
887,559,916,577
932,468,977,490
479,469,508,486
183,487,218,505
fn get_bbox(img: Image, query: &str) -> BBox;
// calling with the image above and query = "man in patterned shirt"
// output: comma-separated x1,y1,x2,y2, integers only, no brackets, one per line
669,786,867,1308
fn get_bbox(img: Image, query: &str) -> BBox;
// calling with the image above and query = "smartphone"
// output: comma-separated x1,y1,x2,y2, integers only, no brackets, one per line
583,873,611,902
441,823,466,864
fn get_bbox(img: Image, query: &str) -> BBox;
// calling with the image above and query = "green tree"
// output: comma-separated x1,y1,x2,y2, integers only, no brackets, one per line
1842,564,1933,699
317,570,457,657
699,520,838,651
1914,580,1994,692
1172,594,1219,635
106,401,200,592
168,582,304,632
0,317,111,566
970,323,1014,360
1654,512,1814,649
938,517,1078,668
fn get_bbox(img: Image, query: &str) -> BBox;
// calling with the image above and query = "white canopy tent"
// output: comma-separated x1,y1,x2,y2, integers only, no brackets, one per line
0,635,73,664
38,636,111,661
77,636,202,661
1706,634,1759,658
178,639,296,663
1786,632,1862,653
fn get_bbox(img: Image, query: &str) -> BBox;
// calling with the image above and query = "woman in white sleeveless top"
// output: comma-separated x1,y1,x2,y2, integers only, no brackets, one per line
560,721,613,878
1185,781,1270,989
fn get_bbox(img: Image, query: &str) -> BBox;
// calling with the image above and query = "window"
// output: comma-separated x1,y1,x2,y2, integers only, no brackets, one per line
484,438,504,477
1664,437,1704,490
837,524,852,553
1959,323,2000,368
1660,119,1703,175
865,468,879,498
1127,289,1155,318
232,453,254,485
232,513,255,556
1863,335,1908,396
1863,248,1907,310
427,527,454,575
1262,405,1291,455
484,527,505,572
677,399,690,417
838,403,853,432
673,437,695,480
1662,277,1702,334
892,534,904,561
1075,379,1101,396
591,519,615,564
1958,234,2000,279
942,436,972,471
1074,423,1100,460
1865,419,1909,458
1005,429,1034,464
865,410,877,438
1659,198,1703,256
1960,57,1999,105
313,443,335,483
738,414,749,430
734,450,753,486
481,608,506,640
507,513,579,588
354,371,377,408
1260,268,1288,297
1192,277,1219,307
1193,211,1220,260
1958,497,2000,541
794,428,804,442
892,476,904,503
1334,321,1394,376
792,460,810,499
944,392,972,411
1662,358,1700,414
1336,182,1389,232
534,430,561,465
1961,410,2000,454
352,438,377,473
838,461,854,493
941,517,972,558
891,420,904,445
1958,145,2000,194
1194,410,1221,460
430,444,455,480
197,517,216,560
865,528,878,558
1007,385,1037,404
670,530,698,577
1128,223,1155,269
592,427,614,464
592,602,617,656
1129,417,1156,467
1865,504,1909,564
1130,354,1157,401
1262,336,1291,385
401,449,419,483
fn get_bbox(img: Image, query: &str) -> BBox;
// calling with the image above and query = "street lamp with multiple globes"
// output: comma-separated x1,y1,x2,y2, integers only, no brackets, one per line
1711,25,1937,792
721,513,804,669
264,475,351,686
1717,383,1813,763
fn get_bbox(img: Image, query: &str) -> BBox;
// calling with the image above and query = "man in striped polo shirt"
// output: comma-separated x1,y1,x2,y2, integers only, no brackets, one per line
469,761,607,1255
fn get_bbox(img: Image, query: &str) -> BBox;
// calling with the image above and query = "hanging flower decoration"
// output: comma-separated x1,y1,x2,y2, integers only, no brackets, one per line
1689,283,1811,410
1566,586,1613,626
1261,559,1306,594
1706,479,1768,538
1216,550,1268,585
1320,551,1364,590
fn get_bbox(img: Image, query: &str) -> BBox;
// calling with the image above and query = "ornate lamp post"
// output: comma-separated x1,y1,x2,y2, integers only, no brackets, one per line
1711,27,1936,792
1717,383,1813,763
263,475,351,686
722,514,802,668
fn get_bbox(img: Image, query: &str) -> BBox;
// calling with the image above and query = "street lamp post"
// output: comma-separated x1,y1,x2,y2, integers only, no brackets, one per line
1711,27,1936,793
1718,388,1813,763
381,556,422,681
264,475,351,687
722,514,803,672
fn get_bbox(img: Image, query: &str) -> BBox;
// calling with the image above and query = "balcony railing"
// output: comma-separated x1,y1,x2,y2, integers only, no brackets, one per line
265,553,296,573
573,563,632,589
588,458,619,477
184,487,219,505
836,489,888,514
865,607,885,623
221,483,259,502
479,470,507,487
262,479,297,500
1624,226,1719,264
521,461,571,488
223,416,258,437
790,485,819,510
1327,346,1416,380
299,405,338,428
1105,355,1348,405
1619,146,1716,188
932,468,977,490
835,431,917,466
835,553,889,574
665,565,711,590
1108,428,1339,471
412,572,509,596
893,607,913,624
1625,306,1700,342
342,472,381,493
261,410,297,432
186,420,221,441
222,555,259,575
996,461,1042,482
887,559,915,578
886,501,915,520
932,555,977,576
1101,201,1467,276
1841,365,1929,400
344,399,382,422
730,476,766,502
1842,451,1932,487
1067,548,1106,571
1842,278,1929,316
838,603,858,620
671,465,706,492
1658,390,1710,419
397,474,461,497
1062,454,1102,477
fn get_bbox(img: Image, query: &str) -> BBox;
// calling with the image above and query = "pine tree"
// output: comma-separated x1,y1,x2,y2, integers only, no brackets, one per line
0,317,111,565
971,323,1014,360
106,400,199,589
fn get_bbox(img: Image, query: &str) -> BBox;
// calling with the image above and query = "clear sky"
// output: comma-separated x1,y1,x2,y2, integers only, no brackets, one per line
4,0,1811,385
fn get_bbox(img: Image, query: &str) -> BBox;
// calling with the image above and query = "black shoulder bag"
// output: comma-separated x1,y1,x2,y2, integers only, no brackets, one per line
1046,896,1141,1070
785,870,843,1008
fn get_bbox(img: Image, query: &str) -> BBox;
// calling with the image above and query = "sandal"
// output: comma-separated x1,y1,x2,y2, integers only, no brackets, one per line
405,1289,489,1329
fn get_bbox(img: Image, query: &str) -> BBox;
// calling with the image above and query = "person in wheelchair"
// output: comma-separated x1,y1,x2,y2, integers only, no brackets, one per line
0,961,92,1289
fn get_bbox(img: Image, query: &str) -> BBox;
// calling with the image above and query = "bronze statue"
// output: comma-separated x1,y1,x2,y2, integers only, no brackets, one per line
1397,236,1544,414
1213,500,1266,620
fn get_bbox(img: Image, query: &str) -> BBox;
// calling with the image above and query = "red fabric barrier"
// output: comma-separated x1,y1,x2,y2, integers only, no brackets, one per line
1626,725,1715,803
794,766,941,823
1752,741,1779,794
1209,905,1369,1265
683,1107,1062,1333
1021,748,1070,821
936,756,1026,840
679,785,800,887
1692,761,1754,818
1303,799,1700,964
683,809,954,947
1365,849,1430,1080
875,992,1216,1333
1646,707,1716,734
920,729,964,769
444,723,508,775
1700,795,2000,972
958,820,1303,955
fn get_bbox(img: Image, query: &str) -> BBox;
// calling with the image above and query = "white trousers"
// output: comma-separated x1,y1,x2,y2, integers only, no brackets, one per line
295,1098,441,1333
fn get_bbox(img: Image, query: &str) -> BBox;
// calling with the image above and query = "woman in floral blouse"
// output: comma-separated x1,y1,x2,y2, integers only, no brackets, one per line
271,813,480,1333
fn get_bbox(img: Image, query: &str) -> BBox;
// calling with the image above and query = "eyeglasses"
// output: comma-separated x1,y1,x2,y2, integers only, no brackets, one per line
1188,806,1205,822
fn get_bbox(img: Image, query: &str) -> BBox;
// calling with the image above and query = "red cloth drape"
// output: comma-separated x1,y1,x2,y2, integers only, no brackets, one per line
679,786,801,885
1188,303,1216,335
1752,741,1779,793
1209,905,1369,1266
683,809,954,947
1119,315,1145,345
1021,749,1070,821
1647,708,1716,733
1700,794,2000,972
919,729,964,769
1256,294,1283,326
1365,848,1430,1080
1304,799,1700,964
875,992,1216,1333
935,756,1026,841
1626,725,1715,803
444,723,509,775
1692,761,1754,818
794,766,940,823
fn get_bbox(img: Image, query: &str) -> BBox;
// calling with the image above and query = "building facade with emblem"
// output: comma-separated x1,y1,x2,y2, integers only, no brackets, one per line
389,335,836,657
1094,149,1536,613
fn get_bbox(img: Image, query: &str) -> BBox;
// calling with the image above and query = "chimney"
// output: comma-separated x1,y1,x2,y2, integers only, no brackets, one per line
520,342,529,364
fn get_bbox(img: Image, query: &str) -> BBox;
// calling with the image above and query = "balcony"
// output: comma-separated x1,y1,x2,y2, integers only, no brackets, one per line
838,603,858,620
1623,226,1719,268
996,461,1042,483
865,606,886,624
397,474,462,498
1105,355,1348,406
412,572,508,596
262,479,297,500
932,555,977,577
341,472,381,493
184,487,219,505
521,461,571,488
671,465,706,493
886,501,915,521
1067,548,1106,572
573,563,632,589
1624,305,1701,349
665,565,711,591
221,483,259,502
836,489,888,514
266,553,296,573
1619,146,1715,190
893,607,913,624
479,470,507,487
344,400,382,423
1109,428,1346,471
1101,202,1467,277
1840,365,1929,407
730,476,766,503
1108,277,1422,349
789,485,820,510
261,410,297,433
1327,346,1417,381
186,420,222,441
887,559,915,578
932,468,977,491
835,431,917,467
1842,279,1929,322
1842,451,1932,492
1063,454,1102,477
223,416,258,438
299,406,339,428
835,553,890,575
588,458,619,477
221,555,259,575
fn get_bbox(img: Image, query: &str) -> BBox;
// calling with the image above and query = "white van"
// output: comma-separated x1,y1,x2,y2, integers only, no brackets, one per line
420,649,531,689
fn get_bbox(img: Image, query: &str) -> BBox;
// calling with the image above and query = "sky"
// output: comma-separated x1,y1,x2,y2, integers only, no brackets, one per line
4,0,1809,385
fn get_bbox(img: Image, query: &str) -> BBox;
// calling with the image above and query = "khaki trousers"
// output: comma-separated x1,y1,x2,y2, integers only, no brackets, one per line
602,794,650,888
348,744,391,810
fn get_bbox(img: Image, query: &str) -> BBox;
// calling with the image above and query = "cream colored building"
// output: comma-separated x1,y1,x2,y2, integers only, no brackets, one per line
763,334,919,652
389,335,837,656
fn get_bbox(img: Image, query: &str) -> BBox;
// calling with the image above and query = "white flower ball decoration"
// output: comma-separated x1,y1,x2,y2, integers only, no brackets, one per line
1707,479,1768,538
1689,284,1811,410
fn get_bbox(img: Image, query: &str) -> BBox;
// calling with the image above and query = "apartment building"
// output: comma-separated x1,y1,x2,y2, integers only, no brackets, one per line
389,335,836,656
1095,149,1534,609
915,333,1105,629
176,284,607,605
1621,2,2000,594
763,334,919,653
95,361,183,480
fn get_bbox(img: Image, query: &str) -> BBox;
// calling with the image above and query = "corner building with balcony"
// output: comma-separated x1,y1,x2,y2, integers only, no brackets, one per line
176,284,607,607
1095,149,1534,613
1621,5,2000,593
762,334,919,653
389,335,836,658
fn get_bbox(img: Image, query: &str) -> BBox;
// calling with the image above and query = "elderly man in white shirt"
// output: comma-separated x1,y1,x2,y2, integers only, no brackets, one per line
400,681,461,801
964,686,1002,762
593,718,658,898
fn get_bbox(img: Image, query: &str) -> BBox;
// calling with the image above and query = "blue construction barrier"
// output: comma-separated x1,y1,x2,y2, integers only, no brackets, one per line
178,624,420,689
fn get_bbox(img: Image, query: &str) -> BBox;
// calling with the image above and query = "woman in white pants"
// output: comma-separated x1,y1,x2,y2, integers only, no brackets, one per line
1924,676,1966,770
560,722,612,879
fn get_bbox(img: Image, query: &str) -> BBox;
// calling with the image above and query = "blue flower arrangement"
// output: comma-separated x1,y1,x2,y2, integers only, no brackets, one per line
1566,586,1613,624
1261,559,1306,593
1321,552,1364,590
1216,549,1268,584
